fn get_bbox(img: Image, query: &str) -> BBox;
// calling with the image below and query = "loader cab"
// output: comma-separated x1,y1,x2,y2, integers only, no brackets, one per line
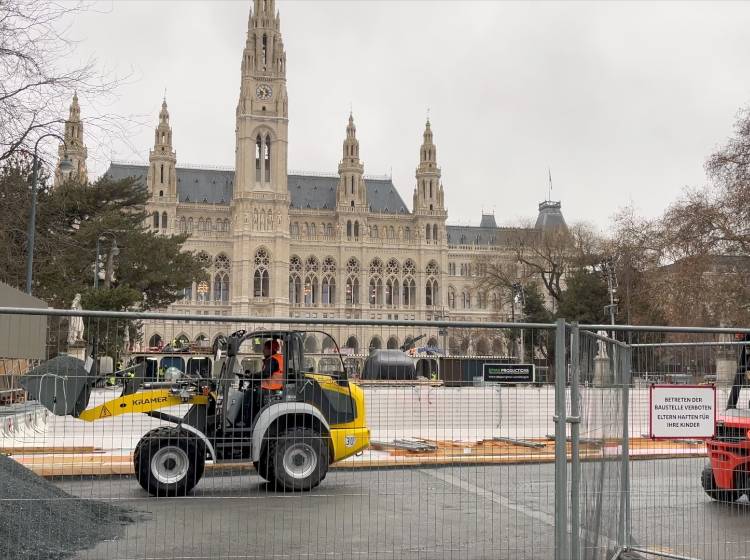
219,330,353,431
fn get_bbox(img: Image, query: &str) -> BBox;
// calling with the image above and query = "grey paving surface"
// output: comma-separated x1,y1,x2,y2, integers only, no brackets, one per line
55,459,750,560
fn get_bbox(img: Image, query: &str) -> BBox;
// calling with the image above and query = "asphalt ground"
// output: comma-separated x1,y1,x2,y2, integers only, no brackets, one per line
50,458,750,560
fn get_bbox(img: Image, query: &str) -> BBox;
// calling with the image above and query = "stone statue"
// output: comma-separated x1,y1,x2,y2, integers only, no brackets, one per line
596,330,609,359
122,326,130,354
67,293,85,346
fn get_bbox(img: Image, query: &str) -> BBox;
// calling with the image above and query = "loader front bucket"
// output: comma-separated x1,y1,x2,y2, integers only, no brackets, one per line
20,354,97,417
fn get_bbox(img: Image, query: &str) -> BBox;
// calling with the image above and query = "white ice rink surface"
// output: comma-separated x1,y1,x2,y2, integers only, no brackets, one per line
3,385,727,454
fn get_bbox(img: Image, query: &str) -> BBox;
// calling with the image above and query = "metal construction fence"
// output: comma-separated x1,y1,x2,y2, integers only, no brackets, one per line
0,307,749,560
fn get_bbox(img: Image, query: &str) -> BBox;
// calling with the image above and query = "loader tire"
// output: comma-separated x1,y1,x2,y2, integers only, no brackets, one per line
702,465,741,503
253,449,274,482
269,426,329,491
134,427,205,497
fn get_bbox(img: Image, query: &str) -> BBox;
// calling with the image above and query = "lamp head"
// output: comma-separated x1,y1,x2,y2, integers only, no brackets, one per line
59,156,74,173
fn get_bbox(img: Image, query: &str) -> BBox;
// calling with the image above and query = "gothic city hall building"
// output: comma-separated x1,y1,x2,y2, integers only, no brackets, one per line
58,0,566,356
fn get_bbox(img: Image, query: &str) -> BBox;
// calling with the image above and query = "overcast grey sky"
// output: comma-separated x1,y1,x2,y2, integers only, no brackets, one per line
69,1,750,230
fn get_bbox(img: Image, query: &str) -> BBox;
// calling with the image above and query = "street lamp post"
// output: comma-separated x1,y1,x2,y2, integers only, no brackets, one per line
25,134,73,294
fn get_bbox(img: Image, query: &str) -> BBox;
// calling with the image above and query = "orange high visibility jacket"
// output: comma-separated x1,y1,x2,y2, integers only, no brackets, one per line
261,354,284,391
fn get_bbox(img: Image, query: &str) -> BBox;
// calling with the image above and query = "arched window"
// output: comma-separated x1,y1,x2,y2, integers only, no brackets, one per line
302,256,320,305
346,220,352,239
387,336,399,350
492,292,500,310
321,257,336,305
346,277,359,304
426,224,431,243
148,334,163,349
160,212,167,230
205,218,212,232
354,221,359,239
264,135,271,182
152,211,159,229
215,253,231,270
405,227,411,241
309,223,316,237
182,284,192,301
402,277,415,307
322,276,335,305
179,216,186,233
425,261,439,307
253,248,270,297
304,275,318,305
255,135,262,182
262,33,268,65
198,218,205,231
369,337,382,351
160,163,164,184
344,336,359,353
425,278,438,307
433,224,438,242
448,287,456,309
369,277,383,305
214,272,230,303
385,277,399,307
463,291,471,309
371,225,378,239
289,255,302,304
196,280,210,304
187,218,193,233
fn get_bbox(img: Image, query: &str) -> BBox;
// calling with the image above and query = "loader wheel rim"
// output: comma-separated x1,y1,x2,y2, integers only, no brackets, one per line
151,446,189,485
282,443,317,480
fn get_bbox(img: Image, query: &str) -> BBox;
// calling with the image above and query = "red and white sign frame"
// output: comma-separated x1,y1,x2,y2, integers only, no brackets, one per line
648,384,716,440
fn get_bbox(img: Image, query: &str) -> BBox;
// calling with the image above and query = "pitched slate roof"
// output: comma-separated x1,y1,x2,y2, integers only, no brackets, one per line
446,224,536,247
479,214,497,228
105,163,409,213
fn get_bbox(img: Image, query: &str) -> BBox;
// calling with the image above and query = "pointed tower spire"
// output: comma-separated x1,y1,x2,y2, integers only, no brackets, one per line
147,97,177,204
337,113,366,208
54,92,88,187
413,118,444,213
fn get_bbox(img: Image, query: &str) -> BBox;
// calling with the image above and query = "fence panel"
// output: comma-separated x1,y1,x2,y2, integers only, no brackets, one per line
571,328,632,560
0,308,562,560
623,329,750,560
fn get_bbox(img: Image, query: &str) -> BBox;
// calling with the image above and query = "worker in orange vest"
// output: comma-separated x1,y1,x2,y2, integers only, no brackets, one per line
260,339,284,391
240,339,285,425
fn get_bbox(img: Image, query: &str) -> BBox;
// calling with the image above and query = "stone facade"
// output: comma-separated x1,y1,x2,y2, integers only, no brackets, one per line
61,0,566,356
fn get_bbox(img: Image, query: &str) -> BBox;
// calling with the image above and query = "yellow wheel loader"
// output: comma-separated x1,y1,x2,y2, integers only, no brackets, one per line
22,330,370,496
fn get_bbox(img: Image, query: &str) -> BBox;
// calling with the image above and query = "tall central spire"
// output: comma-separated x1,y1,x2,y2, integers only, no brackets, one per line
242,0,285,78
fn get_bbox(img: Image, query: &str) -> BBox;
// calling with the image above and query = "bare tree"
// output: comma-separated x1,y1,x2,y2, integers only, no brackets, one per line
475,222,603,307
0,0,135,165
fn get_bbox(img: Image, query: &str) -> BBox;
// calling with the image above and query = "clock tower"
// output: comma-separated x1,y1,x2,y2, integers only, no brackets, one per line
232,0,290,315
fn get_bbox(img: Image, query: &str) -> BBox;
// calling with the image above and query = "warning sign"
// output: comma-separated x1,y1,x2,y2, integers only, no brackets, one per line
649,385,716,439
99,405,112,419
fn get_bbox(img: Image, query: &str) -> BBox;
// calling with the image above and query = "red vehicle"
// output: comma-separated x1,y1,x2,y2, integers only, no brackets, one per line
702,336,750,502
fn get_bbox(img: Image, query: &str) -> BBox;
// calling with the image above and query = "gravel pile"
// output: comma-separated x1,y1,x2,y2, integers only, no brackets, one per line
0,454,134,559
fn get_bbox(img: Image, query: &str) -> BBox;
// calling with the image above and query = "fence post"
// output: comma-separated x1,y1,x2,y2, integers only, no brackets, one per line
619,344,632,552
569,323,581,560
554,318,568,560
